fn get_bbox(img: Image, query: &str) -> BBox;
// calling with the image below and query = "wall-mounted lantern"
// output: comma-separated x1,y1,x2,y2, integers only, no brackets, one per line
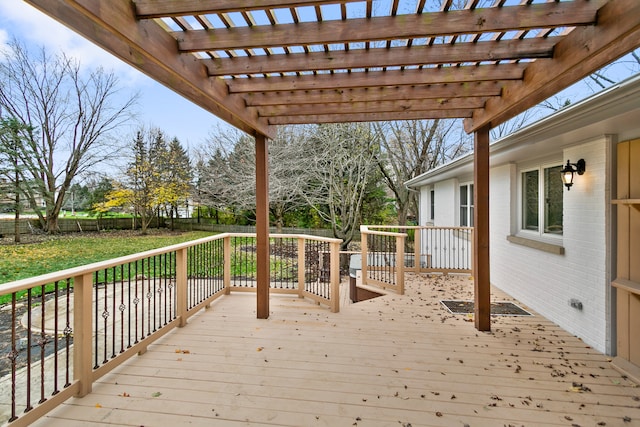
560,159,586,191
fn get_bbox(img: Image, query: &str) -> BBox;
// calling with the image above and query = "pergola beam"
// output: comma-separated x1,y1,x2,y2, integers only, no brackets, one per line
205,38,558,76
24,0,276,139
228,64,526,93
465,0,640,132
243,82,503,106
134,0,363,18
257,97,485,117
175,2,599,51
266,109,472,125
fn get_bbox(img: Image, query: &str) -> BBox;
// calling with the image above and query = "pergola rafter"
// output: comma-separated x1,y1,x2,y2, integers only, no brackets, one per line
26,0,639,135
228,64,526,91
24,0,640,328
242,82,503,106
205,37,559,77
174,2,598,52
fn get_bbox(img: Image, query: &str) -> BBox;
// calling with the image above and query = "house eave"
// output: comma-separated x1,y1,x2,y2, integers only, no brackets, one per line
405,72,640,188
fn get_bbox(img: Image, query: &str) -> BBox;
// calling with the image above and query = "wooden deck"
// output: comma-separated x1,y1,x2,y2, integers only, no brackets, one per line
32,274,640,426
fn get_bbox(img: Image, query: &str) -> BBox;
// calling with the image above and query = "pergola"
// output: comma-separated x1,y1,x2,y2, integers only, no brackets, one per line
25,0,640,331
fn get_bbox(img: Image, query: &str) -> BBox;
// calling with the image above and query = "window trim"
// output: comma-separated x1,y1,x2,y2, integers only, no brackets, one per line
459,182,474,227
429,189,435,221
517,161,564,243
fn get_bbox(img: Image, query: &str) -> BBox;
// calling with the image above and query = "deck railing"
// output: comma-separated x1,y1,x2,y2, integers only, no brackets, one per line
0,233,341,427
360,225,473,293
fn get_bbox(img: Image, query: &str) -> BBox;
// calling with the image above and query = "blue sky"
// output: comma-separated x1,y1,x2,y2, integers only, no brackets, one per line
0,1,228,150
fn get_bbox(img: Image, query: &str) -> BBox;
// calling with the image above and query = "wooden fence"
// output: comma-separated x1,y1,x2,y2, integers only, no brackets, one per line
0,218,165,236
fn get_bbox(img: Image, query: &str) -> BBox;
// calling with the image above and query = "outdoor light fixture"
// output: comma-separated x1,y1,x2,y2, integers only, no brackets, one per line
560,159,586,190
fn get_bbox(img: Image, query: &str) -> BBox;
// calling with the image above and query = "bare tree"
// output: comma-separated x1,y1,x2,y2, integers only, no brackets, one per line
0,41,137,232
299,123,378,249
197,125,309,230
538,48,640,114
488,108,540,141
197,126,259,222
371,120,469,225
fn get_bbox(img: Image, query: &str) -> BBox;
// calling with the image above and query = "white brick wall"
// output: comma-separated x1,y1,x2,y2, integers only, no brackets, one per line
434,179,458,227
426,138,615,352
489,138,609,353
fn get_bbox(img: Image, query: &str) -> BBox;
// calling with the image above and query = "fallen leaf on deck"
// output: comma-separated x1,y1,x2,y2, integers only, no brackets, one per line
151,392,162,398
95,403,102,408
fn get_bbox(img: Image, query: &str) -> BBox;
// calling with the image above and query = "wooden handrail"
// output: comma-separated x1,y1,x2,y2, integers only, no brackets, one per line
0,232,342,427
359,225,474,293
0,233,341,294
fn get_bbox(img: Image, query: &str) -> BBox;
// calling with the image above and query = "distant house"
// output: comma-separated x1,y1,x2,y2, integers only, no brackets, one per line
406,74,640,377
0,177,47,212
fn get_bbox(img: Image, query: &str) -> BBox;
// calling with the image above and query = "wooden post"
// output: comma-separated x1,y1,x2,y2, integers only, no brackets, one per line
297,237,306,298
73,273,93,397
396,234,405,295
474,125,491,331
255,134,270,319
223,235,231,294
176,247,188,327
361,229,368,287
413,226,421,273
330,241,341,313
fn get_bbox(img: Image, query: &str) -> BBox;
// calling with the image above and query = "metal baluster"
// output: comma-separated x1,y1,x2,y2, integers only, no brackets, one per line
119,264,125,353
39,284,47,404
146,259,152,336
64,284,71,387
94,271,99,369
152,256,157,332
53,281,59,395
103,269,109,364
134,260,140,344
111,267,116,358
25,288,32,413
161,252,166,326
9,293,18,421
140,258,146,338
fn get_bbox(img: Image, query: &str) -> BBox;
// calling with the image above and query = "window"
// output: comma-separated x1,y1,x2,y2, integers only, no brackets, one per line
521,165,563,235
459,184,474,227
522,170,539,230
430,189,435,220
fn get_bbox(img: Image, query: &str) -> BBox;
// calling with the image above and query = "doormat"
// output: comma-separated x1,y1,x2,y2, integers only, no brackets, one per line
440,300,533,316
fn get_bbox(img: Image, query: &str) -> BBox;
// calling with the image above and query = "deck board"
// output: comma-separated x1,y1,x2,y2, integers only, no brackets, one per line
32,274,640,426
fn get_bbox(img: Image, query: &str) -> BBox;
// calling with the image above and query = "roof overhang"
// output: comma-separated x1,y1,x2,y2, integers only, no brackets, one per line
23,0,640,139
405,73,640,188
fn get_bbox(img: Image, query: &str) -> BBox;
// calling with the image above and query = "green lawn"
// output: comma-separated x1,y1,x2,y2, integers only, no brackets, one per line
0,230,214,285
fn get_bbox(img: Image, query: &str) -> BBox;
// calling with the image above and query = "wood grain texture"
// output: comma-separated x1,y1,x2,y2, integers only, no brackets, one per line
32,274,640,427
